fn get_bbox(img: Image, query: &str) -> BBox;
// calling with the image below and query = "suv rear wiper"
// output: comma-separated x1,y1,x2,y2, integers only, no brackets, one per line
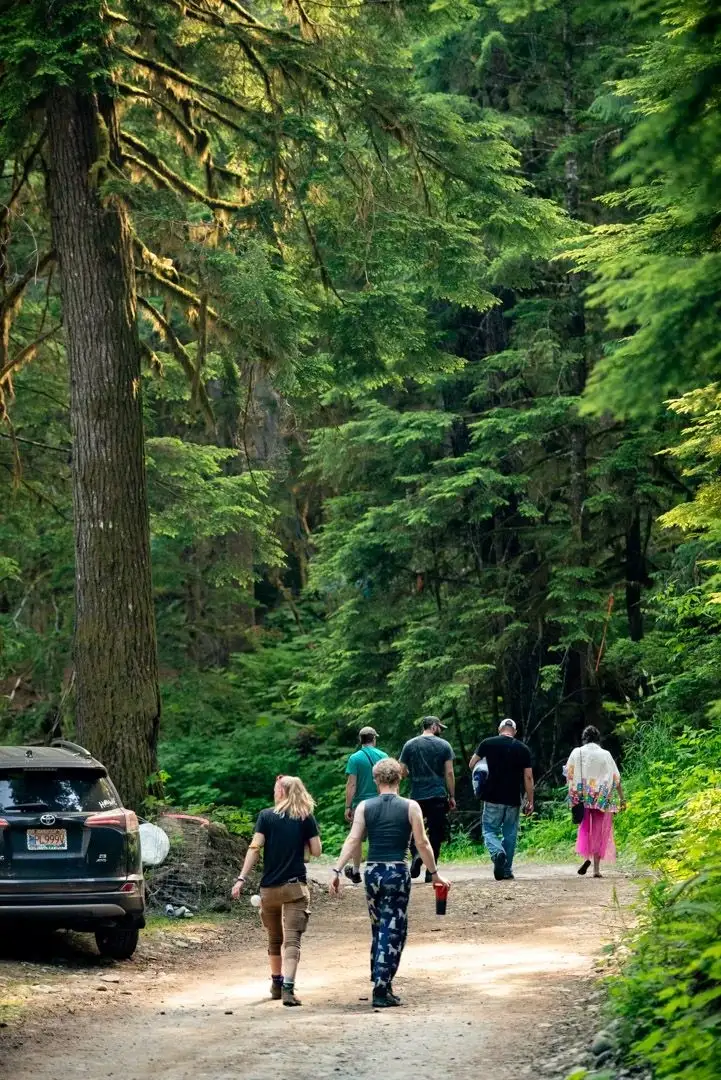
5,802,51,811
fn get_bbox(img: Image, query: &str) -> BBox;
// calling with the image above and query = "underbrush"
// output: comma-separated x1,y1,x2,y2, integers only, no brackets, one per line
614,851,721,1080
443,826,484,862
517,796,576,858
445,803,578,863
608,725,721,1079
514,722,721,1079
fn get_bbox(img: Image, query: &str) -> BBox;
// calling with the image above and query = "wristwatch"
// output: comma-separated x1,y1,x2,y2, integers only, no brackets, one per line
332,868,342,876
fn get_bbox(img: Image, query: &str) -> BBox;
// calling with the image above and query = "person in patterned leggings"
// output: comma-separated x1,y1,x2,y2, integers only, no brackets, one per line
365,861,411,995
330,757,450,1007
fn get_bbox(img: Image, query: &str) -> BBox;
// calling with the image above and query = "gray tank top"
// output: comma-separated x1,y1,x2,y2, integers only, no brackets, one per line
364,793,412,863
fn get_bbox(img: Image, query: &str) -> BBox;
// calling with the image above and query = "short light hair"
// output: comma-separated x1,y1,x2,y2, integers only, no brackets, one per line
372,757,403,787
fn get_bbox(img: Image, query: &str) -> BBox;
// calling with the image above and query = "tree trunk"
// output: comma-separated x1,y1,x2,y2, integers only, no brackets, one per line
562,2,600,728
47,87,159,809
625,506,645,642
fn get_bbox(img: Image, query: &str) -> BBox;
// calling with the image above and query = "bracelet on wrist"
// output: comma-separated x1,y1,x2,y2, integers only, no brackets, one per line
332,868,342,876
236,875,246,882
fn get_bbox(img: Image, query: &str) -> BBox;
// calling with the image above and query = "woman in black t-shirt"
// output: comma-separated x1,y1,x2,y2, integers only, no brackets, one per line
232,775,321,1006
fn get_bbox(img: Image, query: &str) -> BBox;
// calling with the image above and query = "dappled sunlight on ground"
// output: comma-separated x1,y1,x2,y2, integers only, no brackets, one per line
3,868,637,1080
160,910,589,1011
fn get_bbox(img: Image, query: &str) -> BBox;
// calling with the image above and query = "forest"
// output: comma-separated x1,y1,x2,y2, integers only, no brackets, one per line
0,0,720,1075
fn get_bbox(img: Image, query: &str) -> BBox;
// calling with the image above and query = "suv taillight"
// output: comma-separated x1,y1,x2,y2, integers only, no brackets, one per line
0,818,8,829
86,810,139,832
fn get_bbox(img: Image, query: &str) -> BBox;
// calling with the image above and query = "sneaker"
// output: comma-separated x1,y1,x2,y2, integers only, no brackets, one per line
577,859,591,876
424,870,434,884
372,990,400,1008
410,856,423,879
344,866,362,885
503,872,515,881
282,987,302,1007
492,850,507,881
387,985,401,1005
270,980,283,1000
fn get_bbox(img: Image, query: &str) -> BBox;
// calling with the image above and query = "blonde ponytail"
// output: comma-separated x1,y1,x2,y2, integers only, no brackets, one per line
274,775,315,820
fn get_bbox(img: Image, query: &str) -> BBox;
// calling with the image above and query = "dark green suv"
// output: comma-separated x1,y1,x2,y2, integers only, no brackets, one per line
0,742,145,958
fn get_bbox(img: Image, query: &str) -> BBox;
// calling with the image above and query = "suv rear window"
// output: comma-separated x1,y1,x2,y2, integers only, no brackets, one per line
0,770,120,813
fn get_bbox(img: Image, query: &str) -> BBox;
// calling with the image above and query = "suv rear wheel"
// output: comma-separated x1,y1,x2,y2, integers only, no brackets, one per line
95,926,139,960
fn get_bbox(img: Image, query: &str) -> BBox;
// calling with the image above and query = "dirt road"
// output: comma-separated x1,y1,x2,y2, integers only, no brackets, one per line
2,863,635,1080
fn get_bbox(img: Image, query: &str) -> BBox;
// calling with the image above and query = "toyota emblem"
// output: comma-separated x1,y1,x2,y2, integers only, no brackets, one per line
40,813,56,826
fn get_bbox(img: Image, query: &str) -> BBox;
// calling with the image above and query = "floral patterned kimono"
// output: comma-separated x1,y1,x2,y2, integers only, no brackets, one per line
564,742,622,861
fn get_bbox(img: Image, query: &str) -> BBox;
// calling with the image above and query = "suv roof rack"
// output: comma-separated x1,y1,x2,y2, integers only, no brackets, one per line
0,745,105,770
50,739,93,758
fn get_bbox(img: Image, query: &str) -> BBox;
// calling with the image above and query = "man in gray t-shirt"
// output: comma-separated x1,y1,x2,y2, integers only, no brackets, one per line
399,716,456,881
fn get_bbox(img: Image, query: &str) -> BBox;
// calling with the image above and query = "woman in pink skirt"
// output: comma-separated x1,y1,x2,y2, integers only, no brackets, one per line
565,726,626,878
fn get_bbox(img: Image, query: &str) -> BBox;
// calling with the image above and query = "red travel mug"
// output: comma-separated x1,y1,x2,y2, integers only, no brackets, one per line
434,881,449,915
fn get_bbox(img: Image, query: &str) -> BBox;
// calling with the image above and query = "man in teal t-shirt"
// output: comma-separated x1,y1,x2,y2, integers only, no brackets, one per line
343,726,388,883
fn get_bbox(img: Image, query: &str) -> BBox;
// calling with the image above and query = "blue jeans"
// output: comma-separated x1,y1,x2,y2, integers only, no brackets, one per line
482,803,520,872
364,863,411,993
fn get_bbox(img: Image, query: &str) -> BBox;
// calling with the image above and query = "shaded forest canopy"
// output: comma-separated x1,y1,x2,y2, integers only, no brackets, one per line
1,0,720,832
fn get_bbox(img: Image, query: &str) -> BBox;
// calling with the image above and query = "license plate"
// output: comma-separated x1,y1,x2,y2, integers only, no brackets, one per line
27,829,67,852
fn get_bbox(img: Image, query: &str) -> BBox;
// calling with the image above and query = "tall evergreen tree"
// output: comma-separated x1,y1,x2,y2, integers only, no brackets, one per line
0,0,562,796
1,2,161,804
571,0,721,415
297,0,680,771
47,83,160,805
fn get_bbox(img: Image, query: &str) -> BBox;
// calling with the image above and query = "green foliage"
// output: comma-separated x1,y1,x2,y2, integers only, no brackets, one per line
592,581,721,1080
1,3,721,1069
442,828,485,863
570,0,721,416
615,727,721,872
0,0,109,140
155,611,352,850
614,855,721,1080
519,795,577,857
660,386,721,540
0,558,20,583
147,437,284,583
291,0,684,769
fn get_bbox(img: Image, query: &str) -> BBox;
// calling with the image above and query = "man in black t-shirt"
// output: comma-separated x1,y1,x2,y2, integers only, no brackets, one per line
469,718,534,881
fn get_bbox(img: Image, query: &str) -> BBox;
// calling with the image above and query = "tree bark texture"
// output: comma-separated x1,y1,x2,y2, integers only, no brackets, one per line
625,506,646,642
47,87,160,809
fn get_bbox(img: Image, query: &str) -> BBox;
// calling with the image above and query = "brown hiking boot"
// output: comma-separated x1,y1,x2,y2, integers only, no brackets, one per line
282,986,302,1007
270,980,282,1000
